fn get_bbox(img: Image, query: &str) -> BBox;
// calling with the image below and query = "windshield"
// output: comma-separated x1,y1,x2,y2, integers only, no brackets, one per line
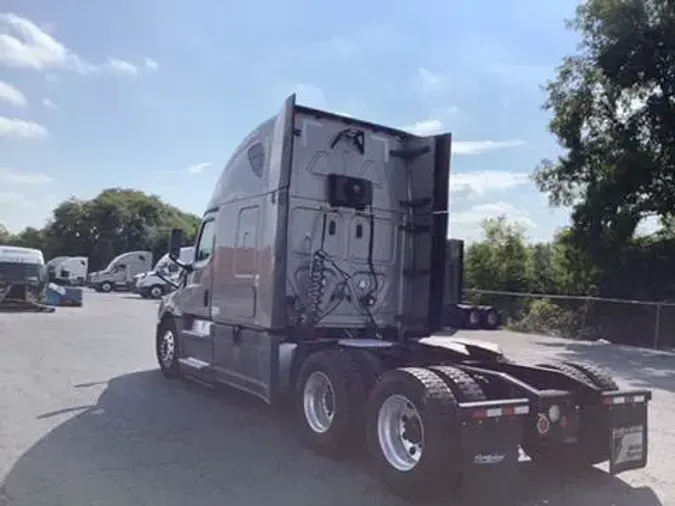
153,254,170,272
0,262,45,283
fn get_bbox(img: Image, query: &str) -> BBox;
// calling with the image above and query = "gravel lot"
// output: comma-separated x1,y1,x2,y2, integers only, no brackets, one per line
0,291,672,506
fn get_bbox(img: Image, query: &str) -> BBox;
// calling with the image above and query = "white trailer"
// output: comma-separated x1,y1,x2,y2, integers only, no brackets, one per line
53,256,88,286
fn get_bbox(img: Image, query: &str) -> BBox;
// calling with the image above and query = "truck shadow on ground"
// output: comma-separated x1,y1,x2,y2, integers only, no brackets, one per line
1,370,662,506
533,339,675,392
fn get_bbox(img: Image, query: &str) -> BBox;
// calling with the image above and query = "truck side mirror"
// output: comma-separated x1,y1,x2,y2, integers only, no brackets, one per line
169,229,183,260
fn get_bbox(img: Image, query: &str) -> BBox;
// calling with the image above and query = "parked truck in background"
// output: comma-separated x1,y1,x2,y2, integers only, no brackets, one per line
89,251,152,293
153,94,651,501
46,256,68,283
53,256,88,286
134,247,194,299
0,245,47,308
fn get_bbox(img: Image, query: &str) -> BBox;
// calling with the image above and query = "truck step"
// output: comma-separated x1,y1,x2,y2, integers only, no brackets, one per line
399,198,431,209
389,145,431,160
398,224,431,234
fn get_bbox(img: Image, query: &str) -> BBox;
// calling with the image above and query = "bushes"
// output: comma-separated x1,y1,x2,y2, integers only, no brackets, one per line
462,216,675,346
508,299,584,338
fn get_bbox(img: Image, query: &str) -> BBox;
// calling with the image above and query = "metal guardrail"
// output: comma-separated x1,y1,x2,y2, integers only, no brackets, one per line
464,288,675,350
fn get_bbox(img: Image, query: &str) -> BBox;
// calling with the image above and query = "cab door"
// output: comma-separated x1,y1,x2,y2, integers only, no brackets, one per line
176,214,216,367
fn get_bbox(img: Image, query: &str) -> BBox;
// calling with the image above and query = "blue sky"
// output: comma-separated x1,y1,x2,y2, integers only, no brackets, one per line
1,0,584,242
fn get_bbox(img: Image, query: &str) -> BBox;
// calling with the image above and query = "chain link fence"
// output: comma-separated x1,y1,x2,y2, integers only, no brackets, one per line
464,289,675,350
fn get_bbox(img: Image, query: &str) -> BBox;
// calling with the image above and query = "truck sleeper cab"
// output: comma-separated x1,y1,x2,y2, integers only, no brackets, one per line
54,256,88,286
155,94,651,501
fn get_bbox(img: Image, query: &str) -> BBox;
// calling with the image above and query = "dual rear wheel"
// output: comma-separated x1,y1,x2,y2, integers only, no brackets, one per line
295,350,486,499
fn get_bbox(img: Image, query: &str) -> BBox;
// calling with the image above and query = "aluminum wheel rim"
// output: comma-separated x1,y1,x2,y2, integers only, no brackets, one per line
101,283,111,292
487,312,497,326
377,394,425,472
303,371,335,434
151,287,162,298
160,330,175,367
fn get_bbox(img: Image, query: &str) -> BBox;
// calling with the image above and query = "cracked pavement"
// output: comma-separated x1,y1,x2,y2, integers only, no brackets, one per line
0,291,672,505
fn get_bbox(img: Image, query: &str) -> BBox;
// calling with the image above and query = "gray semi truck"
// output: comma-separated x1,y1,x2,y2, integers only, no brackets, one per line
153,94,651,501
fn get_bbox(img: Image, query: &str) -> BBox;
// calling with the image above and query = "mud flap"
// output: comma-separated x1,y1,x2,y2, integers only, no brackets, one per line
459,400,528,502
606,391,650,474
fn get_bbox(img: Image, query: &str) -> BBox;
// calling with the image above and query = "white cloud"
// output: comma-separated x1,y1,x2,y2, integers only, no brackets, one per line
294,83,328,109
0,13,67,69
0,116,48,138
145,57,158,71
403,119,527,154
449,201,536,242
404,119,444,136
0,167,52,184
103,59,138,76
186,162,211,174
0,80,26,106
453,140,527,155
450,170,531,198
0,13,147,77
42,97,57,109
415,68,446,92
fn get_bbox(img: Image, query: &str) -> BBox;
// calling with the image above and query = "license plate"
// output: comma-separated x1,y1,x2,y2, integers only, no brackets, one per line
610,424,646,474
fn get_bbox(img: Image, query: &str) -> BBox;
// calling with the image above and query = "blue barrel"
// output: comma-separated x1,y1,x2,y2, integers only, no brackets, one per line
45,283,83,307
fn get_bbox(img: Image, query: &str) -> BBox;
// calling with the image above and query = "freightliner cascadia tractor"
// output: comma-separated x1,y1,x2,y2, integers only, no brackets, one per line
153,94,651,502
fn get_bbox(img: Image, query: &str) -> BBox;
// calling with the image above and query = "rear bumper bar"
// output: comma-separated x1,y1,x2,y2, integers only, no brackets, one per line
455,387,651,485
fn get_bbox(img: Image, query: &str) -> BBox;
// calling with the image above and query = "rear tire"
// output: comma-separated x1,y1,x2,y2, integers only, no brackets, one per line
428,365,486,402
563,361,619,391
366,367,459,501
295,349,366,457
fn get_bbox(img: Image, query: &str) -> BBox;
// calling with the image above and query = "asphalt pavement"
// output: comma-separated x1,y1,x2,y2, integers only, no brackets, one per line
0,291,672,506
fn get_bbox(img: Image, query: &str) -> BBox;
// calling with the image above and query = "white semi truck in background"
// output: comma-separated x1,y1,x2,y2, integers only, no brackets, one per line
88,251,153,292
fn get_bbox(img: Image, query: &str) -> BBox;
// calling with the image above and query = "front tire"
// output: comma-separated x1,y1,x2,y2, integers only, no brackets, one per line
295,349,366,456
149,285,165,299
366,367,459,501
156,318,181,378
100,281,113,293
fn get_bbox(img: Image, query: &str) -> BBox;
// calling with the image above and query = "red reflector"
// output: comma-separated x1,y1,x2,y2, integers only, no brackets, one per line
472,410,486,419
502,406,515,416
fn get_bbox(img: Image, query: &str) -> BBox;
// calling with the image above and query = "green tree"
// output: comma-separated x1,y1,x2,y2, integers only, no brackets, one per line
464,216,531,292
10,188,201,270
0,224,12,244
534,0,675,266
